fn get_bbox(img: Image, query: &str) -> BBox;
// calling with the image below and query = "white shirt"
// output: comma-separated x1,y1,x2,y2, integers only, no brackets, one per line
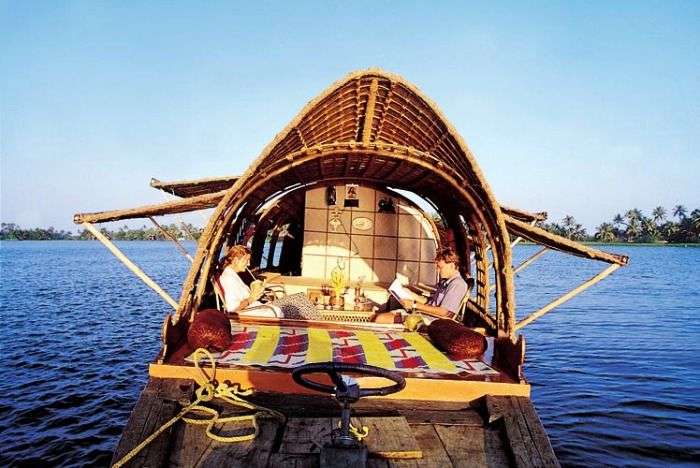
218,267,250,312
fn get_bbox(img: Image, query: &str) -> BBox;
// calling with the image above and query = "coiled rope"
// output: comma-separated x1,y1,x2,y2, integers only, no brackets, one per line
112,348,285,468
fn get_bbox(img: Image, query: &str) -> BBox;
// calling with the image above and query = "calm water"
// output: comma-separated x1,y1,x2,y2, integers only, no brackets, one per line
0,241,698,467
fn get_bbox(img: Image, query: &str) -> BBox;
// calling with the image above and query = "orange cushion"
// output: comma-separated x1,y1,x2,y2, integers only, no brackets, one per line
187,309,232,351
427,319,486,359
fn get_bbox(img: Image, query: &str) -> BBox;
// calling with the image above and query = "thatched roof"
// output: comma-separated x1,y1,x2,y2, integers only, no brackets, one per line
150,176,239,198
73,68,627,335
173,69,517,327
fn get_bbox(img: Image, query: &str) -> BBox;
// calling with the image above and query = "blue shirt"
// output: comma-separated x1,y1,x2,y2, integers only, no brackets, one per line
428,273,469,316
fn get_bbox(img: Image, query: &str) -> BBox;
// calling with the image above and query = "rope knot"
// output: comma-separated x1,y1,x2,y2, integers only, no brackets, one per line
112,347,285,468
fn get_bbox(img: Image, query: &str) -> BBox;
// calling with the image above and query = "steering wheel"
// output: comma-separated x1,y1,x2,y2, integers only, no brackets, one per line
292,362,406,400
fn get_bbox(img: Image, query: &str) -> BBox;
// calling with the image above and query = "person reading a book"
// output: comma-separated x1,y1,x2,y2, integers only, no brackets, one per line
375,248,469,324
214,245,282,318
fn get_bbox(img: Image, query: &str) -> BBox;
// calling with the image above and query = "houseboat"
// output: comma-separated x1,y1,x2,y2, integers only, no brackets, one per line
74,69,628,467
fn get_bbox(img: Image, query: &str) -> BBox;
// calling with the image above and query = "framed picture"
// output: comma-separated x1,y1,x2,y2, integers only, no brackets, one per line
344,184,359,208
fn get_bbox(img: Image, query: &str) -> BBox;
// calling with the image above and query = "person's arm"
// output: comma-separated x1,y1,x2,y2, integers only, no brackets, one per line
235,299,251,311
400,299,452,318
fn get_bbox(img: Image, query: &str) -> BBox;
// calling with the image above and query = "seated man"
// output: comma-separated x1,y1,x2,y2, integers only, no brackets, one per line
375,248,469,324
214,245,282,318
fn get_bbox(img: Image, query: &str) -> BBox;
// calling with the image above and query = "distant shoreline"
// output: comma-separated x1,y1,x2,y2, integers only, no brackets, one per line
2,239,698,248
520,241,699,248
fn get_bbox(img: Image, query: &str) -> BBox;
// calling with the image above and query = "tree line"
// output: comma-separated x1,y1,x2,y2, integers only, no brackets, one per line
3,204,698,244
0,223,202,241
540,205,700,243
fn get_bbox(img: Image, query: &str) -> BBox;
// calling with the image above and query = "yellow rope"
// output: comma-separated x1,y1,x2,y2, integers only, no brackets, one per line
349,423,370,442
112,348,285,468
336,420,370,442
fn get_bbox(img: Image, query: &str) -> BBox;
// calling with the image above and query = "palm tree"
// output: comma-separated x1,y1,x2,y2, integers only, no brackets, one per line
625,217,641,242
690,209,700,235
652,206,666,224
595,223,616,242
613,214,625,227
570,223,587,241
673,205,687,220
561,215,585,239
625,209,643,223
642,217,659,242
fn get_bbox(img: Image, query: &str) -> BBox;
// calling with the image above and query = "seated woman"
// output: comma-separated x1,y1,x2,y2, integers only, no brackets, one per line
375,248,469,325
214,245,282,318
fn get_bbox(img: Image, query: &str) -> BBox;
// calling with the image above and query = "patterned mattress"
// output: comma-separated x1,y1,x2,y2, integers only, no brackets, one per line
186,323,498,377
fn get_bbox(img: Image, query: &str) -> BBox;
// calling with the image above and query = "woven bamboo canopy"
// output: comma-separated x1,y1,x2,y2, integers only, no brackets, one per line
74,68,628,338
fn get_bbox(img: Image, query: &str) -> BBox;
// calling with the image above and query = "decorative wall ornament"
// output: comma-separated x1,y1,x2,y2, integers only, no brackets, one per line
328,207,343,232
378,197,395,213
352,217,373,231
325,186,337,206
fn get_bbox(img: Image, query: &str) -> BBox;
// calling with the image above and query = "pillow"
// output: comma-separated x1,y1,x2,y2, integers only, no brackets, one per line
427,319,486,360
271,293,322,320
187,309,232,351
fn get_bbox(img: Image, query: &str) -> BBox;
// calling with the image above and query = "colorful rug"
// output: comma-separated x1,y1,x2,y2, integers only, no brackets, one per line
186,323,499,377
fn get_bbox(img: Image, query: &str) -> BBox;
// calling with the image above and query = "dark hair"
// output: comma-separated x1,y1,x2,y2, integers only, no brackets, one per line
435,247,460,267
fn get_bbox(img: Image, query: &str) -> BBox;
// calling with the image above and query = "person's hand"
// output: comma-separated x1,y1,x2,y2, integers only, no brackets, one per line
373,312,399,324
249,280,264,302
400,299,414,311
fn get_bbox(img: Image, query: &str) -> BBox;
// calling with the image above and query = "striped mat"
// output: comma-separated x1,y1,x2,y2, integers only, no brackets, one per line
186,323,498,376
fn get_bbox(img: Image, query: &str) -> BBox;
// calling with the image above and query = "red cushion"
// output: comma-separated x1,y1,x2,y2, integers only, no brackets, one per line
187,309,232,351
427,319,486,359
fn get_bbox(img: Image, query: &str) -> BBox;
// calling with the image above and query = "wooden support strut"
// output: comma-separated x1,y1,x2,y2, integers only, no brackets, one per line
81,222,179,310
513,247,548,275
487,246,548,292
514,263,621,332
361,78,379,145
149,216,194,263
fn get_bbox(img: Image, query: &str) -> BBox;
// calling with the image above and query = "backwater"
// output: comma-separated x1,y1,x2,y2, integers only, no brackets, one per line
0,241,698,467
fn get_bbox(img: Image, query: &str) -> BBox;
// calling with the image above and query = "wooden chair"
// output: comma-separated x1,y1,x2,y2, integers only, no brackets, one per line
454,278,476,323
212,274,286,312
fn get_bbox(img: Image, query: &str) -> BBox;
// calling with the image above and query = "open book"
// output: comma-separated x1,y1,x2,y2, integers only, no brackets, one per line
388,276,412,303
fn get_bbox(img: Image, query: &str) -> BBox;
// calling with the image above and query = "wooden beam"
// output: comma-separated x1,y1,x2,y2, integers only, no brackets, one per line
505,216,628,266
361,78,379,145
81,222,179,310
500,205,547,223
148,216,193,262
514,263,621,332
74,189,227,224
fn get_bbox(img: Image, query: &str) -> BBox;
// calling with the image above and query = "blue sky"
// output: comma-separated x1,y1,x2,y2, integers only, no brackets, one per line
1,1,698,232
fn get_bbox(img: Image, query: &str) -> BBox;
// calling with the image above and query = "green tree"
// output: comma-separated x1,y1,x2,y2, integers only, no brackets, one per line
641,217,660,242
690,209,700,233
595,223,616,242
652,206,666,224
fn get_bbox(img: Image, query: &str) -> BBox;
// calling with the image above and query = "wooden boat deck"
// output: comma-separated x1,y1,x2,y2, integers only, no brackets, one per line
112,378,559,467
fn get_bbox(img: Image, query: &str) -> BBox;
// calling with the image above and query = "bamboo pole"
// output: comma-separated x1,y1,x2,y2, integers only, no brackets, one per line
81,222,179,310
513,247,548,274
514,263,621,332
487,246,548,292
179,222,196,241
148,216,193,262
73,189,227,224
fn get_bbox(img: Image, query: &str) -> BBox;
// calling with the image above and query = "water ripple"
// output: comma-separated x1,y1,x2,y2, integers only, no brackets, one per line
1,241,699,466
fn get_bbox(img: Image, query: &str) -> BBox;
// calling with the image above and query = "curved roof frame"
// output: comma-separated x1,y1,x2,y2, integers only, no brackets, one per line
176,69,515,334
179,149,515,332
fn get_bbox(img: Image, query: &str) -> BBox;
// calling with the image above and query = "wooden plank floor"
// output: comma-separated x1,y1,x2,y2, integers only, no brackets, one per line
112,378,559,468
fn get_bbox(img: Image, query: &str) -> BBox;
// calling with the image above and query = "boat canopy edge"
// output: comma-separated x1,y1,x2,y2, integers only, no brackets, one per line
504,215,629,265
